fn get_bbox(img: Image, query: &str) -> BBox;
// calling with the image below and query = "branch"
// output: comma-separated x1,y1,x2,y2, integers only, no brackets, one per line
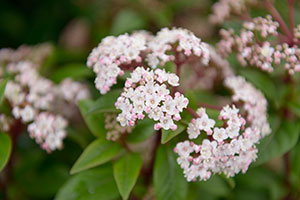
288,0,295,36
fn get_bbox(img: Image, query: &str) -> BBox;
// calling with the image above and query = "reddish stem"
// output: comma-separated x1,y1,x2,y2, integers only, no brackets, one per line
186,107,199,118
198,102,223,111
288,0,295,36
142,131,161,185
0,119,24,200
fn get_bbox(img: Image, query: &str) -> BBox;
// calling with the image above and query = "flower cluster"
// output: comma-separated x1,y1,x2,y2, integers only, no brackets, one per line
1,60,90,152
218,15,280,72
0,43,53,65
218,15,300,74
210,0,258,24
87,28,210,94
115,67,188,130
56,78,90,105
104,113,133,141
87,32,150,94
28,112,67,153
224,76,271,137
175,105,260,181
146,28,210,68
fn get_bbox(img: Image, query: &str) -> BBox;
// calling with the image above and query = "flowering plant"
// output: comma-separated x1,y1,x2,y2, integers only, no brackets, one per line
1,0,300,200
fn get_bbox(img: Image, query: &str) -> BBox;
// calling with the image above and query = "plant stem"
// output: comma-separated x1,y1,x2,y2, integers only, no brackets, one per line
265,0,294,45
120,134,132,152
288,0,295,36
0,119,23,200
142,131,161,185
198,102,223,111
186,107,199,118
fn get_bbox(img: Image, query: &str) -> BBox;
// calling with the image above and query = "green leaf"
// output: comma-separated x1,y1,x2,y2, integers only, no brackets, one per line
161,124,185,144
291,141,300,189
194,175,230,197
50,63,93,83
87,89,122,115
110,9,146,35
0,132,12,172
288,101,300,118
239,69,276,101
0,79,8,105
78,99,106,138
127,118,155,143
56,164,120,200
255,120,300,166
113,153,143,200
70,138,122,174
154,146,188,200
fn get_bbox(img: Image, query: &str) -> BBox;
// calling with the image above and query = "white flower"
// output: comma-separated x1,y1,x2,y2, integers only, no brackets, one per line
20,105,36,122
167,74,180,86
187,121,200,139
175,141,194,158
159,115,176,130
195,114,215,134
213,127,228,142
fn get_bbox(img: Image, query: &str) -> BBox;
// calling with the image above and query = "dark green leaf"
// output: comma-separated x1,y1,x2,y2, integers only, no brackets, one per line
50,63,93,83
110,9,146,35
18,164,69,198
70,138,122,174
113,153,143,200
127,119,155,143
161,124,185,144
154,146,188,200
56,164,120,200
87,89,122,115
78,99,106,138
255,120,300,166
0,79,8,105
0,132,12,172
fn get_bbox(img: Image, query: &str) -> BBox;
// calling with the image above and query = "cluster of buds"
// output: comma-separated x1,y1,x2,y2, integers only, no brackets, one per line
87,28,210,94
175,105,260,181
218,15,280,72
104,113,133,141
115,67,188,131
0,51,90,152
218,15,300,74
210,0,258,24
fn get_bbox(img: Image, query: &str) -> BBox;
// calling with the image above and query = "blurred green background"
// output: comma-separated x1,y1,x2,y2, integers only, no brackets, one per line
1,0,300,200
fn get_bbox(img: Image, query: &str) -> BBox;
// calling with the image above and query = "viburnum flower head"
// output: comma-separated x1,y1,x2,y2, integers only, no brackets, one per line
115,67,188,131
175,105,261,181
28,112,68,152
